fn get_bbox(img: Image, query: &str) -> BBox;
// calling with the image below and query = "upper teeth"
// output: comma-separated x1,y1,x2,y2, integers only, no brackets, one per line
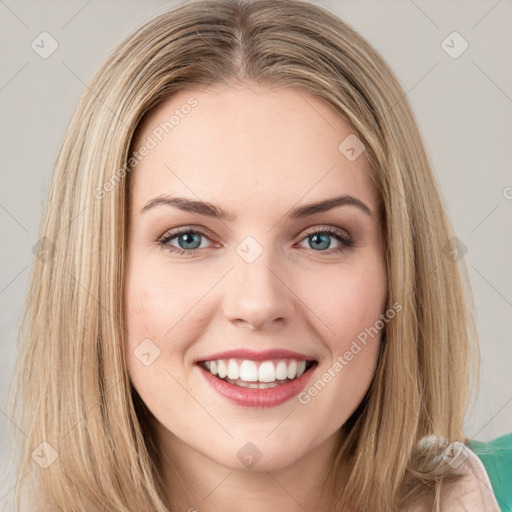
202,358,308,383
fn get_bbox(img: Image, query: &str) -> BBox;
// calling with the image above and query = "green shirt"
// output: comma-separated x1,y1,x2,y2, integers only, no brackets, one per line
467,431,512,512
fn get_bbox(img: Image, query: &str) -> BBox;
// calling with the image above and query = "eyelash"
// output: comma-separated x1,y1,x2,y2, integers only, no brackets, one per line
157,225,355,258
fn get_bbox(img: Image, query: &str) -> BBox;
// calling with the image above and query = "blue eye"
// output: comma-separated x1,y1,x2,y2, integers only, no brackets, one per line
169,231,203,251
157,226,354,257
298,229,353,252
158,229,213,255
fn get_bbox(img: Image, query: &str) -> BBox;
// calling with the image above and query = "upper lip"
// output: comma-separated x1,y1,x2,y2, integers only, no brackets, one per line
195,348,317,363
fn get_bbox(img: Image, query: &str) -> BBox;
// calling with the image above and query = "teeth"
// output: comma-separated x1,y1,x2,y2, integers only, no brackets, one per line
225,378,280,389
201,357,314,384
258,361,276,382
297,360,306,378
287,360,297,379
217,360,227,379
227,359,240,380
275,360,288,380
240,360,258,382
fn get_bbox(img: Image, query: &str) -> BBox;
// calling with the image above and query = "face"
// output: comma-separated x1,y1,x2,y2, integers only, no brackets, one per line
124,83,387,475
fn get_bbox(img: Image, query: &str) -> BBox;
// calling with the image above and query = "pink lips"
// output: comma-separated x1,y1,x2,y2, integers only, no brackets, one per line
195,348,318,408
197,364,316,407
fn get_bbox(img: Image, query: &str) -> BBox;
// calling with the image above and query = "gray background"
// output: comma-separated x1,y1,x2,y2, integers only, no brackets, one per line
1,0,511,508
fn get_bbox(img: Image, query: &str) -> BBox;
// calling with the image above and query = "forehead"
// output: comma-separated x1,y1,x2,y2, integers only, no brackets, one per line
128,84,379,216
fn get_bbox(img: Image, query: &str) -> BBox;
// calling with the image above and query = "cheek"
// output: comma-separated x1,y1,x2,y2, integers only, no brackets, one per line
123,268,193,417
303,261,386,344
297,259,387,400
294,263,387,417
123,260,219,390
124,260,204,343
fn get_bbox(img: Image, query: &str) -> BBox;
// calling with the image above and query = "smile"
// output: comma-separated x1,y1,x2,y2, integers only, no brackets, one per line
195,349,318,408
199,358,315,387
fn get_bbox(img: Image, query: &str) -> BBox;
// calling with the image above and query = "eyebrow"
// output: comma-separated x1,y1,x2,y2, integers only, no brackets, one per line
140,193,372,220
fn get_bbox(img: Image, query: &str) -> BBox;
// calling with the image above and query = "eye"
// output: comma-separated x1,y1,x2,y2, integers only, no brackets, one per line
296,226,354,254
157,227,216,256
157,226,355,257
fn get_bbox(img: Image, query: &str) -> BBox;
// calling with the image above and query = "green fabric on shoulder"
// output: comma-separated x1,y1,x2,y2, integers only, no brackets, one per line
466,431,512,512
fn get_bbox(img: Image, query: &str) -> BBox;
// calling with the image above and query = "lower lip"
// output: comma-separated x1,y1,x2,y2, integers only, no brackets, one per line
197,363,317,408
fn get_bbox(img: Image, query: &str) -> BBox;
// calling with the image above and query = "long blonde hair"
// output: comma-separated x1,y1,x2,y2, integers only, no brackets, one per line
8,0,480,510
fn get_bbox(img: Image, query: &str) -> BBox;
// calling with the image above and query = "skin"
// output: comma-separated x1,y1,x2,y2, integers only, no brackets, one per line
124,82,387,512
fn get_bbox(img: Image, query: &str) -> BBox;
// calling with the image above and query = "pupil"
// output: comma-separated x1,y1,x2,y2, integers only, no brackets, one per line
311,233,330,250
179,233,200,250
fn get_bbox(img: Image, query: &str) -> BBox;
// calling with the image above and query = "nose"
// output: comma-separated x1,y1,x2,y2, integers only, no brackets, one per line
222,250,296,331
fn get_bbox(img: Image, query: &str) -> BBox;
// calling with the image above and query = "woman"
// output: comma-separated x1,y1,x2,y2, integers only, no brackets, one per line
7,0,509,510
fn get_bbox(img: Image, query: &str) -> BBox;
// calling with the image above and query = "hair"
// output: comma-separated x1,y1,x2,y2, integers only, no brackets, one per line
7,0,481,510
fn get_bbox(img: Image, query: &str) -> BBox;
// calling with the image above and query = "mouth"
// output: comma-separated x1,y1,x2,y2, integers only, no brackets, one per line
197,357,318,388
194,350,319,408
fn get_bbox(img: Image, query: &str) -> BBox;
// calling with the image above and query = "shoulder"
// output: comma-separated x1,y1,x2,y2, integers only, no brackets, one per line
466,431,512,512
407,433,511,512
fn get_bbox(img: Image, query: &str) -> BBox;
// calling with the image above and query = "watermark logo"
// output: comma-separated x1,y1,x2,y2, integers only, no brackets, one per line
442,442,469,470
236,442,263,468
32,441,59,469
31,31,59,59
338,134,365,161
441,31,469,59
133,338,161,366
32,237,56,262
236,236,264,264
442,236,467,263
